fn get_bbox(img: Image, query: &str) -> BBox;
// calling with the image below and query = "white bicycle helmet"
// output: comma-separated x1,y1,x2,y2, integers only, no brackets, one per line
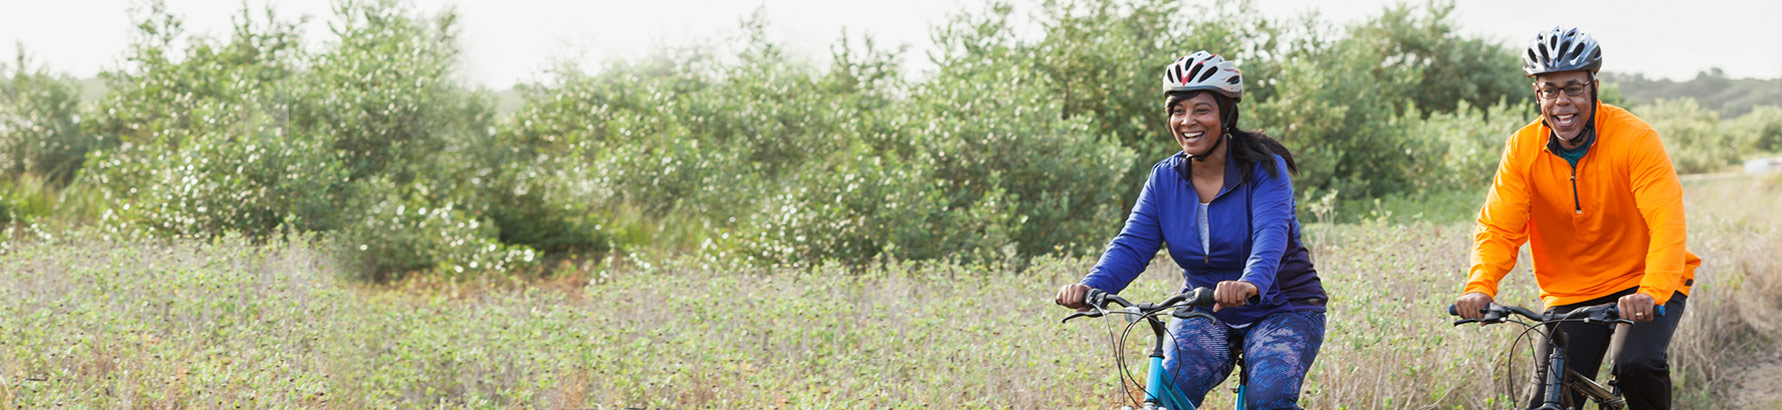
1162,51,1243,101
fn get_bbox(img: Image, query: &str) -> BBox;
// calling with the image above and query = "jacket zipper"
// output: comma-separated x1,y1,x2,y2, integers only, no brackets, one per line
1569,145,1589,215
1570,169,1581,215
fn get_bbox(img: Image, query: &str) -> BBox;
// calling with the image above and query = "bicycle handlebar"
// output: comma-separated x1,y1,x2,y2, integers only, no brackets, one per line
1061,287,1218,324
1445,302,1665,326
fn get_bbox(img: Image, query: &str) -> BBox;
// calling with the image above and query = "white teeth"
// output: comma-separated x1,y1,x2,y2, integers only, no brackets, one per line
1557,115,1575,120
1182,132,1204,138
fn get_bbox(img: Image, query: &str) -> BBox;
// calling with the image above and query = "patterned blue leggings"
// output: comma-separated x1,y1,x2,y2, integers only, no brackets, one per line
1160,310,1326,409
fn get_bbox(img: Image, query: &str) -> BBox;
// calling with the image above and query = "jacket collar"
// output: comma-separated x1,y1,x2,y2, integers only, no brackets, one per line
1540,100,1604,154
1174,148,1244,199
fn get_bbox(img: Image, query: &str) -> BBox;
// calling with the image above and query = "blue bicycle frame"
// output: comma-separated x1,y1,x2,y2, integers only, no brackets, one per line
1139,316,1246,410
1144,354,1196,409
1067,288,1247,410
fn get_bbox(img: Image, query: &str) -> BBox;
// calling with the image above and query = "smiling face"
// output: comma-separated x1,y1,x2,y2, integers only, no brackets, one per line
1168,92,1223,157
1533,70,1596,140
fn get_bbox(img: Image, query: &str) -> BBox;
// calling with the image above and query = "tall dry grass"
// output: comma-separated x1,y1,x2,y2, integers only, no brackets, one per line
0,176,1775,408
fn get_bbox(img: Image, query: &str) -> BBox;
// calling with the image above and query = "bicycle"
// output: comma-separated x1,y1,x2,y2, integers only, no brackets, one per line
1446,302,1667,410
1062,287,1250,410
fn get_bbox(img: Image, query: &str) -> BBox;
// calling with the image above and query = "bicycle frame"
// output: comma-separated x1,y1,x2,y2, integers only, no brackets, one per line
1067,288,1248,410
1449,303,1662,410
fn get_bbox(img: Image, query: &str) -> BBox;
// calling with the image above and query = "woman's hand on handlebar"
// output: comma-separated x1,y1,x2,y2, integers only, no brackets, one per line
1056,283,1092,311
1212,280,1258,312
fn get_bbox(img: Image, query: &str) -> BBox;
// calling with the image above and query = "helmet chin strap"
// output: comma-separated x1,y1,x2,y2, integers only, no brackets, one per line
1589,73,1599,130
1538,73,1600,142
1192,108,1236,162
1191,130,1226,162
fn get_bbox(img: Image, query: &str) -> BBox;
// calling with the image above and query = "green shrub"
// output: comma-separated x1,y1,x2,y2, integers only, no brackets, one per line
20,0,1737,275
336,177,536,280
296,0,493,188
905,61,1134,259
1399,100,1534,193
1728,105,1782,154
86,109,347,239
0,49,88,185
82,3,321,239
1636,98,1737,174
82,0,522,278
739,151,987,265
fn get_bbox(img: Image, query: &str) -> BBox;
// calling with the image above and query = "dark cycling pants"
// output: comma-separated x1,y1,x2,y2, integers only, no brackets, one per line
1529,288,1687,410
1162,310,1324,410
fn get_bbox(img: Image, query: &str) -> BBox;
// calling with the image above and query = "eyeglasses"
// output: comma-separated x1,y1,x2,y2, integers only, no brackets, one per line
1535,84,1590,100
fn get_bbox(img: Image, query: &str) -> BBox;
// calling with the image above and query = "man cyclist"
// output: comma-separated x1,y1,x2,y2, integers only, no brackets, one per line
1454,26,1700,410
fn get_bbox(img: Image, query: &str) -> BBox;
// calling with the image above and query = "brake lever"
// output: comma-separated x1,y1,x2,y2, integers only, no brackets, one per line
1172,306,1216,323
1450,310,1509,326
1062,310,1104,324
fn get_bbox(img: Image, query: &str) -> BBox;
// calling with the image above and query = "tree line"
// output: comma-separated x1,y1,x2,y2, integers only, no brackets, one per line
2,0,1778,278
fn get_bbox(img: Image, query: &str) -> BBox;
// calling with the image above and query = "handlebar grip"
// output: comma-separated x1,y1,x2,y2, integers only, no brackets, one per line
1607,304,1667,318
1447,304,1457,316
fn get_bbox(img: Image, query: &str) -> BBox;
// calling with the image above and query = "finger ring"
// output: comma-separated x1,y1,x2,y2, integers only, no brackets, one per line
1636,312,1645,317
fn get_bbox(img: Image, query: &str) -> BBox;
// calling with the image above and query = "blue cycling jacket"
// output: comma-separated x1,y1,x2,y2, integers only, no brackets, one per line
1081,151,1326,326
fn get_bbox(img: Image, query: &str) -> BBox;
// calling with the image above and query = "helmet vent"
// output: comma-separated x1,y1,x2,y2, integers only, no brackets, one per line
1185,63,1205,86
1521,26,1603,76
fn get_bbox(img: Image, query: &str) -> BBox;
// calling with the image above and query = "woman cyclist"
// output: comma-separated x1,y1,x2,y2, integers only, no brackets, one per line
1054,51,1327,409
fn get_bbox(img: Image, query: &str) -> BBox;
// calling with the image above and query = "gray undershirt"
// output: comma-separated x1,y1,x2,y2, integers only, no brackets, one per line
1198,201,1253,328
1199,202,1211,253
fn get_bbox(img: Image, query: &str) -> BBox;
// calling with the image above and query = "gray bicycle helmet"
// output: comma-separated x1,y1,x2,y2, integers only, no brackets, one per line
1523,26,1602,77
1162,51,1242,101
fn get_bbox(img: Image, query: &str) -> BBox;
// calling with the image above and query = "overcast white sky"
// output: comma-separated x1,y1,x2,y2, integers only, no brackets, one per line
3,0,1779,90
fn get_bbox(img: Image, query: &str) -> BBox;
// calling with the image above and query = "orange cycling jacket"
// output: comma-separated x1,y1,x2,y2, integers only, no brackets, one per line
1465,101,1699,308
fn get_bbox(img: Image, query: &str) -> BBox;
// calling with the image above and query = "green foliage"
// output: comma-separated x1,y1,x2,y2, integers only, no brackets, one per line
1398,101,1533,193
299,0,491,187
0,48,88,185
1251,22,1421,199
1635,98,1738,174
1025,0,1280,193
83,2,321,239
8,0,1761,276
1342,1,1529,116
336,177,536,281
1728,105,1782,154
1253,1,1527,199
1604,69,1782,118
82,0,531,278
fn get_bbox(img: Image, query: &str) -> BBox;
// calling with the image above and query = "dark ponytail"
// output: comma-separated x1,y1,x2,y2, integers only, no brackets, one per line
1167,91,1299,183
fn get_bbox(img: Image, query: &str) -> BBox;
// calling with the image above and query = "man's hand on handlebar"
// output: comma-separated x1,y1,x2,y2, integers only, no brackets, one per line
1617,292,1657,323
1455,292,1494,322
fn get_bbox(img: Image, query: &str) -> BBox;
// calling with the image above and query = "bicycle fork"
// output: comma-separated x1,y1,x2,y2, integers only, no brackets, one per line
1142,317,1175,409
1539,330,1569,410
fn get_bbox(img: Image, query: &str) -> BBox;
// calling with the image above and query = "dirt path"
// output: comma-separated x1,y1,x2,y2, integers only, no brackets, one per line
1721,350,1782,409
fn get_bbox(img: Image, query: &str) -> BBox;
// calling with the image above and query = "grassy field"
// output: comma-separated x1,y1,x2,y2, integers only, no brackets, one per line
2,175,1778,409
